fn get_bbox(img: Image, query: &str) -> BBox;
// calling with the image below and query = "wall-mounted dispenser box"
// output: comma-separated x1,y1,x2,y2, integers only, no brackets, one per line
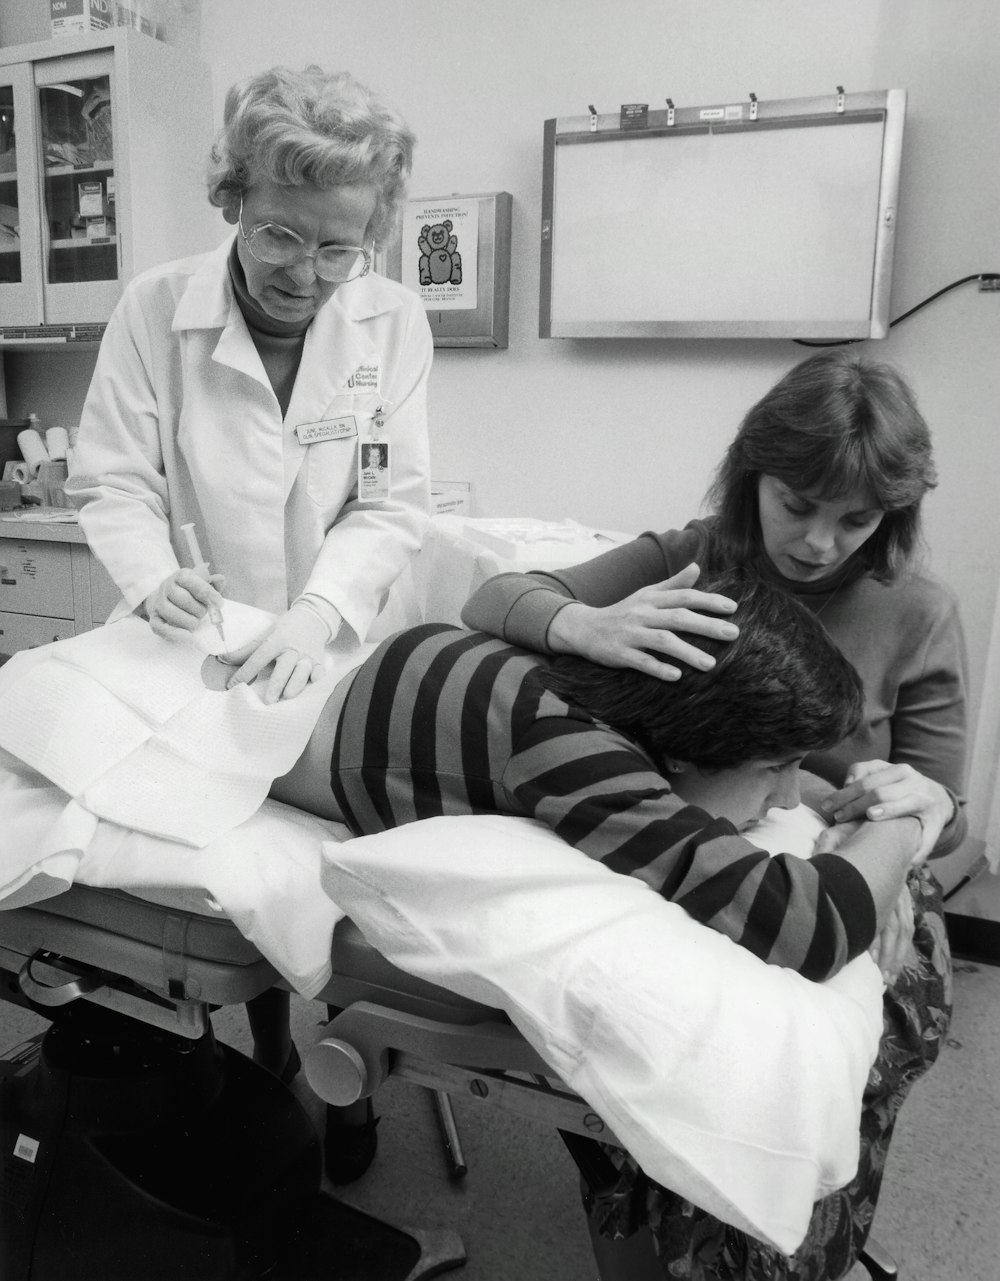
384,191,512,349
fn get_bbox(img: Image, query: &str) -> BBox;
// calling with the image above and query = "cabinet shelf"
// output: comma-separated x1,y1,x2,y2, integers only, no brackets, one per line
50,236,117,250
44,160,115,179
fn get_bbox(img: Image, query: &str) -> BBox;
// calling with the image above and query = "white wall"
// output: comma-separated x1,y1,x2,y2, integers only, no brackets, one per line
5,0,999,722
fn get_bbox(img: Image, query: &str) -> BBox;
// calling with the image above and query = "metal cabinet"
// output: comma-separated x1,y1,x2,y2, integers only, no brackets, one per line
0,525,119,654
0,28,215,339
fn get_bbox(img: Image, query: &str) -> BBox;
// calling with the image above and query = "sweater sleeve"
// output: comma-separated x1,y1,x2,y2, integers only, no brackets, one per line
461,525,705,649
502,716,876,981
891,590,969,856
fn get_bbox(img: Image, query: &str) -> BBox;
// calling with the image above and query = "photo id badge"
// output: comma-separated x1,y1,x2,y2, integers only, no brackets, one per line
358,439,390,502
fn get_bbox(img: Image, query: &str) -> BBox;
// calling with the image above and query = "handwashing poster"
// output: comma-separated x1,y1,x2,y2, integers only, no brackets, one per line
402,198,478,310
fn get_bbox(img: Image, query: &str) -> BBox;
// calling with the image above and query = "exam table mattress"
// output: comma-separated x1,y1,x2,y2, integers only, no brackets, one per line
0,881,499,1023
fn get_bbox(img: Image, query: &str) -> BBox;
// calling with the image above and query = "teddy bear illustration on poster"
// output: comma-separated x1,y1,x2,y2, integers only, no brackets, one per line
417,220,463,286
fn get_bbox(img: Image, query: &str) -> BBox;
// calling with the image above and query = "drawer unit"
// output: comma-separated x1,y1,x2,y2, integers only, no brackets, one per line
0,527,120,653
88,549,121,624
0,538,75,618
0,610,76,651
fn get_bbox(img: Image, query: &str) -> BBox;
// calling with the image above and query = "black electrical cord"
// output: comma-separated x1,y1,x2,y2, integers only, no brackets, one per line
793,272,1000,347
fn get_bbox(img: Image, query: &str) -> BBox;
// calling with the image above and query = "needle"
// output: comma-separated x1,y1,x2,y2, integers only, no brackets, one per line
180,522,227,645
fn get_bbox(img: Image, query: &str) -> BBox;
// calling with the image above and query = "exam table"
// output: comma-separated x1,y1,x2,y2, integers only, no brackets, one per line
0,586,900,1281
0,880,900,1281
0,881,619,1281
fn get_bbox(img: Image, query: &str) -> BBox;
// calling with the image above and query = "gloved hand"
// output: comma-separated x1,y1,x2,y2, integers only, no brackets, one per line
222,603,334,704
144,568,225,638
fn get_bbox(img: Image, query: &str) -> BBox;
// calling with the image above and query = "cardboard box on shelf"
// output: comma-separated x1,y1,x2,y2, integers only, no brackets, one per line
50,0,114,37
77,180,103,217
113,3,162,39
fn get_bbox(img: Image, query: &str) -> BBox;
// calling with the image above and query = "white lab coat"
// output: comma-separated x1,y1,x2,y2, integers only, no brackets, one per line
67,236,433,642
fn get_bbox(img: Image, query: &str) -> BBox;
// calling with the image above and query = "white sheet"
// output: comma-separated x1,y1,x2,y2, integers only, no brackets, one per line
0,605,372,846
0,747,349,997
321,811,884,1256
0,610,369,995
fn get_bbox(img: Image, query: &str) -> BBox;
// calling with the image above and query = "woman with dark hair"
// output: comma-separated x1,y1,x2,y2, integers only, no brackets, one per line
461,348,963,1280
464,349,965,858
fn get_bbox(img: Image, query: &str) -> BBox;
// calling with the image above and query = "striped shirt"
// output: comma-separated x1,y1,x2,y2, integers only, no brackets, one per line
330,624,874,980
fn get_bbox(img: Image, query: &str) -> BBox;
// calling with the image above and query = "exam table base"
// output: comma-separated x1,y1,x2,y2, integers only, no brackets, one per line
0,1004,466,1281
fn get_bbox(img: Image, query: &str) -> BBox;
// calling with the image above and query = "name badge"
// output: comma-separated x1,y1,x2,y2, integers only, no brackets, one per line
358,440,391,502
296,416,357,445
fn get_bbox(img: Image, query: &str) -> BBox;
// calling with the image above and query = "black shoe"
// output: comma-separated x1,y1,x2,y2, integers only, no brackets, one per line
324,1098,380,1184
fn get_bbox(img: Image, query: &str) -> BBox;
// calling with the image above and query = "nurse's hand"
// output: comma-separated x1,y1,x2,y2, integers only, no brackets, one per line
819,759,954,862
145,568,225,638
222,604,332,705
546,562,740,681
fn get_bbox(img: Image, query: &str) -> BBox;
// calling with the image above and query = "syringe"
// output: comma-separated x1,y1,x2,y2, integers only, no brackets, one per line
180,521,226,645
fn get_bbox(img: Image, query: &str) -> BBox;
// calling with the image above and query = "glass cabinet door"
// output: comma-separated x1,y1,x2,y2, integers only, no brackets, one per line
38,72,117,288
0,84,21,285
0,63,44,327
34,48,120,325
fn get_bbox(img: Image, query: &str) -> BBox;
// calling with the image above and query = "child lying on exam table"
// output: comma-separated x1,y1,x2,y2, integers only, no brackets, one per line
270,567,948,1281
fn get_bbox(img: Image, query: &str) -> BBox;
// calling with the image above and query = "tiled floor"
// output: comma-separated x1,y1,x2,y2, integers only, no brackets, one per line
3,958,998,1280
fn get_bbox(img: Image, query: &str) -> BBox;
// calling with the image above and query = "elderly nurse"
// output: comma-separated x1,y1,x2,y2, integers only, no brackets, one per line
67,65,432,705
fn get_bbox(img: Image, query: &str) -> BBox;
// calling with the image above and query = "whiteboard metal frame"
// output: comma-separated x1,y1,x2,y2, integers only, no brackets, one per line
539,89,906,340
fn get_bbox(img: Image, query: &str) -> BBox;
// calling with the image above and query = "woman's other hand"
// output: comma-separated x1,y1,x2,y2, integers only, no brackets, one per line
546,562,740,681
145,569,225,637
869,885,917,981
222,604,332,704
820,759,954,862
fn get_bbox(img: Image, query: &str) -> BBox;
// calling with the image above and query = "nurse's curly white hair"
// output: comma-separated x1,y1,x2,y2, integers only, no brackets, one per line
206,65,415,244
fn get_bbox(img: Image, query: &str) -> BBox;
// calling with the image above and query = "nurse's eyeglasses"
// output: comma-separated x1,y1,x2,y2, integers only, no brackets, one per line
238,198,371,283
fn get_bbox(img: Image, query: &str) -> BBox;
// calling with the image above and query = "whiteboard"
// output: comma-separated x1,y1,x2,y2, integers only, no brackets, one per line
541,92,905,340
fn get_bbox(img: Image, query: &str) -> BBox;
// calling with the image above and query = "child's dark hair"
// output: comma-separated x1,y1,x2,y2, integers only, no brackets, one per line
540,569,863,770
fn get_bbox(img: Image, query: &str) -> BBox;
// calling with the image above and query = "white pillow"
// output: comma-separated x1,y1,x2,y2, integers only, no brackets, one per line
321,812,882,1255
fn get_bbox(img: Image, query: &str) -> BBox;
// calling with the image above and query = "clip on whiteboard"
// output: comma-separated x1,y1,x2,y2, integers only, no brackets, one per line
748,92,758,122
836,85,846,114
588,104,598,133
619,103,649,131
665,98,676,127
